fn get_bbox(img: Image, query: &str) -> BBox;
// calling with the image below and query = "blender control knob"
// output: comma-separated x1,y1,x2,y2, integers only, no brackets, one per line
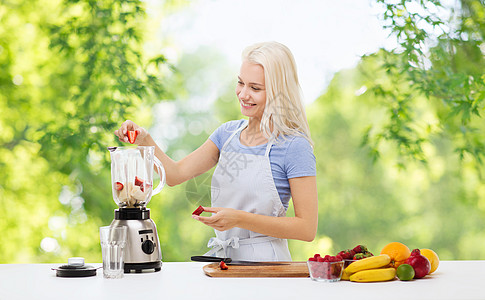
141,240,155,254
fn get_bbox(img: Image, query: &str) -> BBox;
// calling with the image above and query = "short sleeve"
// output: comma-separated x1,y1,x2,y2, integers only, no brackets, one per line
284,137,316,179
209,125,224,150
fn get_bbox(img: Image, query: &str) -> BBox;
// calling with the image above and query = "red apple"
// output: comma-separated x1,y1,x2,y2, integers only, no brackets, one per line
404,249,431,279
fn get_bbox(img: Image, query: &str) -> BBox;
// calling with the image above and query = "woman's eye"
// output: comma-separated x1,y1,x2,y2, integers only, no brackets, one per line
237,81,244,85
251,87,261,91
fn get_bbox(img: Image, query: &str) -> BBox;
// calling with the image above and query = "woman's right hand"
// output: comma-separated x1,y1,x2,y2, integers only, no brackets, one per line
114,120,149,145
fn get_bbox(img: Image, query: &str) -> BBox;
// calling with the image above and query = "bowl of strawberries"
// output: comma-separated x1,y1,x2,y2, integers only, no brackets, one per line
307,245,375,282
307,254,344,282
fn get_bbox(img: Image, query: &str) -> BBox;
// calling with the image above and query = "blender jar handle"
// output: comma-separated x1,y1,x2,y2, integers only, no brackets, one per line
152,156,166,196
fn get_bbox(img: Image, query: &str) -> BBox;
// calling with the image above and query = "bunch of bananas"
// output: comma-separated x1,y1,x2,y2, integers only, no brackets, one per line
342,254,396,282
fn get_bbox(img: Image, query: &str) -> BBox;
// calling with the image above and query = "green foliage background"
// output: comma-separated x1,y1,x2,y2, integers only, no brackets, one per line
1,0,484,263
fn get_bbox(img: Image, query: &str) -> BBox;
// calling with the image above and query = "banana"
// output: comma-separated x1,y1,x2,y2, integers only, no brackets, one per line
341,269,351,281
344,254,391,274
349,267,396,282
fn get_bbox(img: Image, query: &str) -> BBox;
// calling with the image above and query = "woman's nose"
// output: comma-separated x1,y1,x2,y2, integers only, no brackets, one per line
238,86,250,100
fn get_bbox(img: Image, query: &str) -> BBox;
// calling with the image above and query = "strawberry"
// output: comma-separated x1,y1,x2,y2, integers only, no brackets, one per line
127,130,138,144
353,245,368,254
353,253,365,260
134,176,145,192
353,252,373,260
135,176,144,186
219,261,228,270
337,249,354,260
308,257,317,261
115,182,124,191
192,205,204,216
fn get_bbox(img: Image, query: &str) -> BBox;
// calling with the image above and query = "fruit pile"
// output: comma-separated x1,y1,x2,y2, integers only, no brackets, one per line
399,249,432,280
309,242,440,283
307,254,344,281
337,244,374,261
341,254,396,282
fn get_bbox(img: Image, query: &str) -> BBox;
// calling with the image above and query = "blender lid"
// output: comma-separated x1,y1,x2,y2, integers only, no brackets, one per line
52,257,98,277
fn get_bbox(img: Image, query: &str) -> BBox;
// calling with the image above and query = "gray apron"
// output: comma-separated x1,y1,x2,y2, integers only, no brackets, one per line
205,120,292,261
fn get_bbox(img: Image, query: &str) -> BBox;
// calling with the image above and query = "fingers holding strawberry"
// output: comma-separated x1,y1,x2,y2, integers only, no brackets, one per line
192,207,240,231
114,120,148,145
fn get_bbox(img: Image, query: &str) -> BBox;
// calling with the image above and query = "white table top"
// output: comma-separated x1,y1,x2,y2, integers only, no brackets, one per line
0,261,482,300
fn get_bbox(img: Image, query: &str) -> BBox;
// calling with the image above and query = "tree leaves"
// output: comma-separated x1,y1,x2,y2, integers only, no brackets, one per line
370,0,485,167
0,0,169,262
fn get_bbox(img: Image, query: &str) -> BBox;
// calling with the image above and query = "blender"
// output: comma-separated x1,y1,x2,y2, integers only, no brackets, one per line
108,146,166,273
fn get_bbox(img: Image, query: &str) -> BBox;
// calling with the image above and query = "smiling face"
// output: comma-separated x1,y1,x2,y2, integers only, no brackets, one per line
235,61,266,120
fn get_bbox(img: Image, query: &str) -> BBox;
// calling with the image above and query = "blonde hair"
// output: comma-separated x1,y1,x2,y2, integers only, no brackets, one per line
242,41,313,146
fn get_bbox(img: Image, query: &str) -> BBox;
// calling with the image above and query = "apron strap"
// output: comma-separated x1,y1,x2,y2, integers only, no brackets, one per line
220,120,248,151
264,139,274,157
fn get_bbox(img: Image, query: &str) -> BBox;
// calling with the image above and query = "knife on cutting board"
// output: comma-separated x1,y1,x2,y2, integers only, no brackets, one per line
190,255,290,266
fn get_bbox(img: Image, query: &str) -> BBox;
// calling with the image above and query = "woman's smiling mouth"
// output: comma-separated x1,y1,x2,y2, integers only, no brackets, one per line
241,101,256,107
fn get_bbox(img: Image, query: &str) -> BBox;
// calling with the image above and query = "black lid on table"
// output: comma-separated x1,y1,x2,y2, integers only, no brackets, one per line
52,257,98,278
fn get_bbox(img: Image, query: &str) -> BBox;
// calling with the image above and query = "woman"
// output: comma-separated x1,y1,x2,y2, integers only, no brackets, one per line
115,41,318,261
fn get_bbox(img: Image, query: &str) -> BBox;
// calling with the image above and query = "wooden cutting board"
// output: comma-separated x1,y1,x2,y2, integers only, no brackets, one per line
203,262,309,278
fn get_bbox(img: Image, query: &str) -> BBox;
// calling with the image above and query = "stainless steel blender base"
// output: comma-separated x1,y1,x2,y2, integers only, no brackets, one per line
111,208,163,273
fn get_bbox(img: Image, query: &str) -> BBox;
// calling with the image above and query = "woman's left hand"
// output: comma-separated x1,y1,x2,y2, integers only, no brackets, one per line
192,207,241,231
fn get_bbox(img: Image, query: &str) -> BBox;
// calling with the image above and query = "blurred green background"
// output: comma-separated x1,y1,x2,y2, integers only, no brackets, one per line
1,0,484,263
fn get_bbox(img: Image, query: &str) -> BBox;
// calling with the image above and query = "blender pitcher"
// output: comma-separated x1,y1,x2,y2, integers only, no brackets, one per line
108,146,166,208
